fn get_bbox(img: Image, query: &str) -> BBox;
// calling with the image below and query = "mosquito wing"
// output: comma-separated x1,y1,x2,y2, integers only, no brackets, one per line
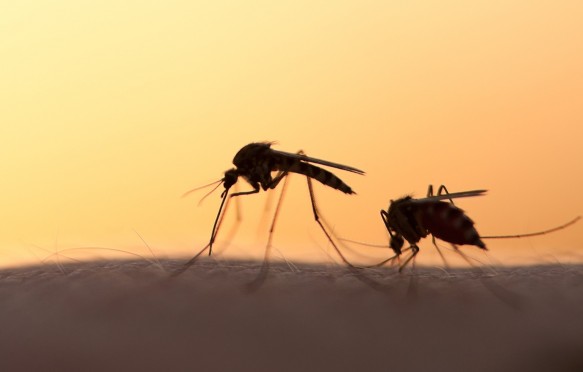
269,149,365,175
408,189,488,203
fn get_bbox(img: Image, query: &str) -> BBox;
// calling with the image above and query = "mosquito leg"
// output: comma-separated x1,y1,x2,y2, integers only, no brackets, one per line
266,176,290,250
171,242,212,277
256,172,288,239
434,184,454,204
406,254,419,300
431,235,450,269
245,245,272,292
211,202,243,259
269,170,288,189
436,185,449,196
230,189,260,197
426,184,455,203
305,176,355,267
200,185,258,254
481,216,581,239
398,245,419,273
215,182,244,257
303,175,393,291
257,189,275,237
245,175,291,292
207,191,238,255
450,244,522,309
172,191,233,277
233,182,242,223
204,191,234,255
449,244,485,269
365,253,400,268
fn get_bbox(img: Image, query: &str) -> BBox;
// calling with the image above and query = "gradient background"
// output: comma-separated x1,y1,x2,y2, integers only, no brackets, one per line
1,1,582,268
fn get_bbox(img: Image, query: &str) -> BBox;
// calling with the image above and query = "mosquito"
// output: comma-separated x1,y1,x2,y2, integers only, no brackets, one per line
362,185,580,272
175,142,365,287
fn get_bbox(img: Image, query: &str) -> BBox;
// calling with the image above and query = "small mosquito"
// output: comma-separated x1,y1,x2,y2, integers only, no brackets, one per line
175,142,364,287
367,185,580,272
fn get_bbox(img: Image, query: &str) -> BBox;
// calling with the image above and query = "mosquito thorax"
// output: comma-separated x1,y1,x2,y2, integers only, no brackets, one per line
232,142,271,168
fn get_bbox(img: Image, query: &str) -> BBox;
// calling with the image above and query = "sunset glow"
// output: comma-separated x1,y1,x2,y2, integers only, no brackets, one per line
1,1,582,268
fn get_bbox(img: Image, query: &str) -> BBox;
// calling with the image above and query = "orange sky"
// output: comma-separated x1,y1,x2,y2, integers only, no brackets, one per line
1,1,582,268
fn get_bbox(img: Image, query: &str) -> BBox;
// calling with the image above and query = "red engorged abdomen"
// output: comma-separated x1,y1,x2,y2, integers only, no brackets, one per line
418,201,481,246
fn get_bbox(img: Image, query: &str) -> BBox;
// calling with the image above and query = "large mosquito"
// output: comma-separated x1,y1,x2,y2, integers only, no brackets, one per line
354,185,580,272
175,142,365,287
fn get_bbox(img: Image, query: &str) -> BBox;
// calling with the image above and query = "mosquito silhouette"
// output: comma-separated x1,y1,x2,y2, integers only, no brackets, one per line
175,142,365,288
346,185,580,272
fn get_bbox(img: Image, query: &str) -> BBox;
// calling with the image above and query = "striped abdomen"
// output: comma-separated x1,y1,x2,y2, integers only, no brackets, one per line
417,201,486,249
277,158,355,194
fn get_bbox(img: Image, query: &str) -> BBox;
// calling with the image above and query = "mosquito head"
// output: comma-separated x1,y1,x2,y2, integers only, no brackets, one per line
390,234,404,255
381,209,404,255
223,168,239,190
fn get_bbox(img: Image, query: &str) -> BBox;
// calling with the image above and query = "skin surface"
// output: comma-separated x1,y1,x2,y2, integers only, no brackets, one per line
1,259,582,372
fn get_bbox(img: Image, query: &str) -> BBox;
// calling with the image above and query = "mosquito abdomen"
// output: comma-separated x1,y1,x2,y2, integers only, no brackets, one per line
285,161,355,194
419,201,486,249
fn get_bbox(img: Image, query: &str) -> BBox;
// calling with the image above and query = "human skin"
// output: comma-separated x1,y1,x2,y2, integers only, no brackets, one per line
0,260,582,372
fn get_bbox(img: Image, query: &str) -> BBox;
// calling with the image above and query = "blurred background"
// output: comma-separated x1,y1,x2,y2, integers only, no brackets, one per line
1,1,582,268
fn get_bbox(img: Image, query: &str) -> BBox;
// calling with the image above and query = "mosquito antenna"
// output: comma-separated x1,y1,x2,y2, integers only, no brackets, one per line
181,178,224,199
482,216,580,239
198,181,225,206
